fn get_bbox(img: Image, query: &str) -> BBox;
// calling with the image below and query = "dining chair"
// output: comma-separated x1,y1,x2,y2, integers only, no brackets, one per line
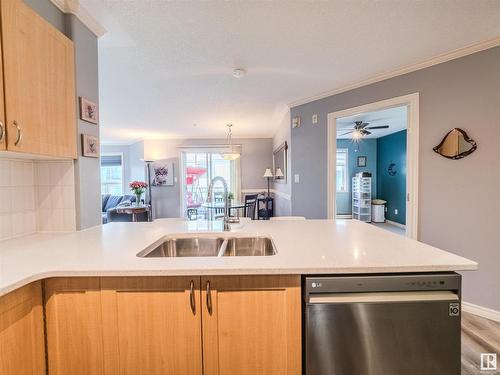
244,194,259,219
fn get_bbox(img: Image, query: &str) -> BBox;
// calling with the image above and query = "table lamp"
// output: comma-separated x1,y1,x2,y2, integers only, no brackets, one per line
263,168,273,197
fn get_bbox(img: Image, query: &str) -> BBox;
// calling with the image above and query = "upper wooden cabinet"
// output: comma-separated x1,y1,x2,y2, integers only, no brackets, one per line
201,275,301,375
0,281,46,375
0,0,77,158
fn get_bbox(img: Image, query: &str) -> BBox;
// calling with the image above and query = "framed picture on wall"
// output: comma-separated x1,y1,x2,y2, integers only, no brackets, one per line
79,97,99,124
357,156,367,167
81,134,99,158
151,160,174,186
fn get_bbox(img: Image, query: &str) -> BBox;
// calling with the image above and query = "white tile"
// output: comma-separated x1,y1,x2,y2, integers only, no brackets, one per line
25,211,36,234
11,212,25,237
0,160,11,186
10,161,24,186
51,186,64,209
11,187,25,212
49,163,63,186
37,186,52,210
37,209,52,231
0,214,12,239
62,209,76,231
24,186,35,211
51,209,64,231
60,162,74,186
61,186,75,209
23,162,34,187
0,187,12,214
36,163,50,186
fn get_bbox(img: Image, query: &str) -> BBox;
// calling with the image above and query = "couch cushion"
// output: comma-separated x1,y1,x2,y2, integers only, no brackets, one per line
101,194,111,212
104,195,123,211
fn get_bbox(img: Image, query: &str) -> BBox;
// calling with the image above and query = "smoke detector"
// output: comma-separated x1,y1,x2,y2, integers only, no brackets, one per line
232,68,246,78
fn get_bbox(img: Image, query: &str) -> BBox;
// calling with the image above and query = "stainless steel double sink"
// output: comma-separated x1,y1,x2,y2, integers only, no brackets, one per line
137,236,277,257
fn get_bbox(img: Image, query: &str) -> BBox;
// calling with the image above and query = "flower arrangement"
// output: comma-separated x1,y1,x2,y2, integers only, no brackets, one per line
129,181,148,206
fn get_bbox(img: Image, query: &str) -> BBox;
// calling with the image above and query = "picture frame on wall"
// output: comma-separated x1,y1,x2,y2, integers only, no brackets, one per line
79,97,99,124
81,134,99,158
151,160,174,186
357,156,367,167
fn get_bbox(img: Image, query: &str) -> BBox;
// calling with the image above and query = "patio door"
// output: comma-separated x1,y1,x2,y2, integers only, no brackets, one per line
180,149,241,219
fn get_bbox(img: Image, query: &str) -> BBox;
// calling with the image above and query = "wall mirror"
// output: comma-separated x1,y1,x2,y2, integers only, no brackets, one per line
273,141,288,183
433,128,477,160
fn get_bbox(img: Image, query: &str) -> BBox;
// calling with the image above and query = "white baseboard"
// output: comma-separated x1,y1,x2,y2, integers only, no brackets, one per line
386,220,406,229
462,301,500,323
336,214,352,219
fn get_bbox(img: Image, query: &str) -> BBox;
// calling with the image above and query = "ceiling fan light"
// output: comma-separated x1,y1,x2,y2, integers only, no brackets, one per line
222,152,240,160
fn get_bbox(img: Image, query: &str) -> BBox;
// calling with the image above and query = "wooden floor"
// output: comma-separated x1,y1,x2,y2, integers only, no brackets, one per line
462,312,500,374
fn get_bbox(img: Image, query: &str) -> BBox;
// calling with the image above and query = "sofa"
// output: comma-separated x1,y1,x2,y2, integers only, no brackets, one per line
101,194,148,223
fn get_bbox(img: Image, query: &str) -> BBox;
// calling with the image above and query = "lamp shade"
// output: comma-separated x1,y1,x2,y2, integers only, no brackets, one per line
275,168,284,178
263,168,273,178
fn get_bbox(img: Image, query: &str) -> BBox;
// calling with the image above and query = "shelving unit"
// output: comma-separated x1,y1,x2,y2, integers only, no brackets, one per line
352,174,372,222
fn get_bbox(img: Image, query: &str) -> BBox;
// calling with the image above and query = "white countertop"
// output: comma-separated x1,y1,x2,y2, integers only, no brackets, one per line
0,219,477,296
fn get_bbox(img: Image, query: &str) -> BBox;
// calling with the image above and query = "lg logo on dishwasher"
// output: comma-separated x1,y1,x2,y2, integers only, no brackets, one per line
481,353,497,371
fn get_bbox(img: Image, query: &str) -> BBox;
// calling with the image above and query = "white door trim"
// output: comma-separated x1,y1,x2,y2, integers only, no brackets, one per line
327,93,420,239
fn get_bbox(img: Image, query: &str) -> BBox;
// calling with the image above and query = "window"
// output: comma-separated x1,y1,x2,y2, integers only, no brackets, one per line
101,154,124,195
336,149,348,192
180,149,241,219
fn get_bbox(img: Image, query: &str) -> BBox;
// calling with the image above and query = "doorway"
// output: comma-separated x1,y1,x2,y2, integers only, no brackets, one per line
327,93,419,239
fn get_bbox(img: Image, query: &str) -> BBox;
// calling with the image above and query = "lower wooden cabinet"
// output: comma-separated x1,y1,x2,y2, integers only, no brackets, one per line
43,275,301,375
0,281,45,375
100,277,203,375
44,278,105,375
201,276,301,375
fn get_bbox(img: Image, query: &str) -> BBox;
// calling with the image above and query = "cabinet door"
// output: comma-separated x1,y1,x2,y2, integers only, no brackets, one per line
1,0,77,158
201,275,301,375
101,277,203,375
44,278,105,375
0,282,45,375
0,25,5,151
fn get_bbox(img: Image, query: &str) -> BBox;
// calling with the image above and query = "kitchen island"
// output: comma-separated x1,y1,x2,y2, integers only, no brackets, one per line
0,219,477,375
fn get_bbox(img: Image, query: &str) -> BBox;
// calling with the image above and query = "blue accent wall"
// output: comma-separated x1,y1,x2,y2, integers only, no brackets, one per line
336,139,377,215
376,130,406,224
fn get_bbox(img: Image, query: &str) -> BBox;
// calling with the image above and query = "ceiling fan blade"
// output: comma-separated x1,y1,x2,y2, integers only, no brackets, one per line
362,130,372,136
365,125,389,129
339,131,354,136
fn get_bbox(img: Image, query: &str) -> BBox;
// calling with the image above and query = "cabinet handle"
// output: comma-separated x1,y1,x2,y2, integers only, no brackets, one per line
189,280,196,314
206,280,212,315
12,121,22,146
0,121,4,142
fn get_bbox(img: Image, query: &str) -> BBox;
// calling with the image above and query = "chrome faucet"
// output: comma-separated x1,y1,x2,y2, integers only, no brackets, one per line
207,176,239,231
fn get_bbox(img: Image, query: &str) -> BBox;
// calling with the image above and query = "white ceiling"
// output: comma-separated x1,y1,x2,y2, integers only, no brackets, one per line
82,0,500,144
337,106,407,139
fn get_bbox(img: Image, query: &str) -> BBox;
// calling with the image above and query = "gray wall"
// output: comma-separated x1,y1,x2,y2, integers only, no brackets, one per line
290,46,500,310
271,109,292,216
65,15,101,230
25,1,101,230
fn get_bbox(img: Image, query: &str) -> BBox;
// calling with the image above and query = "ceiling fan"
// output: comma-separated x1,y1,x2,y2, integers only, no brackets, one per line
339,121,389,138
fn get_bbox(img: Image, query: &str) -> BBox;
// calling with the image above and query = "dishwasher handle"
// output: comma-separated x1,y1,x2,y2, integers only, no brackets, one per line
308,290,459,304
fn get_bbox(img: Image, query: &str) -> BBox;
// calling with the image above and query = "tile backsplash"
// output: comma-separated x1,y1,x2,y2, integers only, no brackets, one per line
0,159,37,240
35,161,76,232
0,158,76,241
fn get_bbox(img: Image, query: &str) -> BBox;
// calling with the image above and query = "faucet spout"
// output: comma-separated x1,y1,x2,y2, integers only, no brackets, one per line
207,176,238,231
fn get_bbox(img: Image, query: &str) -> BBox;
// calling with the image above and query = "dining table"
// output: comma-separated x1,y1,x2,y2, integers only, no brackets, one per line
202,201,246,220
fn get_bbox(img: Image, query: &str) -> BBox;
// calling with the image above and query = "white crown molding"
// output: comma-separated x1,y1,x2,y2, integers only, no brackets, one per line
462,301,500,323
50,0,106,38
289,36,500,108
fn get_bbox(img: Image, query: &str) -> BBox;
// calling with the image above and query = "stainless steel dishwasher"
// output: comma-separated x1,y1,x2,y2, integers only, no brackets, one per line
304,273,461,375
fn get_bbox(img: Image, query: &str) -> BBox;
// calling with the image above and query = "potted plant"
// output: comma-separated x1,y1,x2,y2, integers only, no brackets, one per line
129,181,148,206
227,192,234,205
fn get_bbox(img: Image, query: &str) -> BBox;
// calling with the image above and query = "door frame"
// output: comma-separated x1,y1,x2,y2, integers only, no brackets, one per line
327,93,419,239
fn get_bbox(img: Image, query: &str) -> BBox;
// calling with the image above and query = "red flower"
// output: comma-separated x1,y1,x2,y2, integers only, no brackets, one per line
129,181,148,189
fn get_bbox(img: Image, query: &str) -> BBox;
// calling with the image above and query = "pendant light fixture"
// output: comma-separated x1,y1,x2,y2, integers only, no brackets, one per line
222,124,241,160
